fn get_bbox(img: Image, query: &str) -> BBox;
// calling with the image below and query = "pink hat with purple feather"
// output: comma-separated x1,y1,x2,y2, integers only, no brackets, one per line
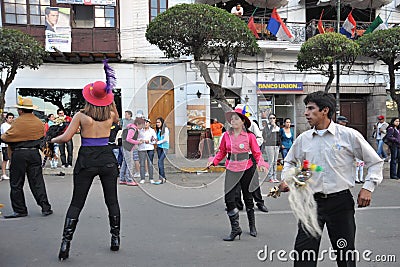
82,59,115,107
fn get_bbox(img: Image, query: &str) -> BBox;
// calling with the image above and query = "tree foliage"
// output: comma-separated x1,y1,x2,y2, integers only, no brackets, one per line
0,28,47,111
296,32,359,92
357,27,400,115
146,3,259,107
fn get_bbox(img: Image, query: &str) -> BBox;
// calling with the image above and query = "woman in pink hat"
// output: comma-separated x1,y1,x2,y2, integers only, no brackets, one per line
207,106,268,241
51,60,121,260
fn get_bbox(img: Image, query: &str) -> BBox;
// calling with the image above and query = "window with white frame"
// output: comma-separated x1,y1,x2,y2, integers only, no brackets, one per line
3,0,50,25
72,5,115,28
150,0,167,21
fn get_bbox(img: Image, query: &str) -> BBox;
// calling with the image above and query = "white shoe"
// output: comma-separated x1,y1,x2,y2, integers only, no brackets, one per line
139,180,145,184
150,180,156,184
2,174,10,180
133,173,140,178
145,172,149,177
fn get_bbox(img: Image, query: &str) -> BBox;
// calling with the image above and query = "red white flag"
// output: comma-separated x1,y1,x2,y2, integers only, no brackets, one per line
318,10,325,34
248,16,260,39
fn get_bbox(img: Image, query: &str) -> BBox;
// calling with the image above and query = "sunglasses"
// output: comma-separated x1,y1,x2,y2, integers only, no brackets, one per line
269,117,276,119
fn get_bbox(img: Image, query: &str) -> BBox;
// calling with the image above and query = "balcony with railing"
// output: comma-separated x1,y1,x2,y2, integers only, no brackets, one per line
242,15,394,44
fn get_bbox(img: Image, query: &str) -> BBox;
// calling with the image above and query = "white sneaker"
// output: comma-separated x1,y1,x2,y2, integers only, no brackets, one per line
139,180,145,184
145,172,149,177
133,173,140,178
2,174,10,180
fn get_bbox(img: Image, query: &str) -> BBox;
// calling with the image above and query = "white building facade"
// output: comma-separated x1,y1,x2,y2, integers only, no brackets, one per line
2,0,400,156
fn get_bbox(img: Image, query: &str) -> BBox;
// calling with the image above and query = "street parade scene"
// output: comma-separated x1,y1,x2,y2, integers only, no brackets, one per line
0,0,400,266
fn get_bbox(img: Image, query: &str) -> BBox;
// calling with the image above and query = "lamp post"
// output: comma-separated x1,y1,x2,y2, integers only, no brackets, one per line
336,0,341,119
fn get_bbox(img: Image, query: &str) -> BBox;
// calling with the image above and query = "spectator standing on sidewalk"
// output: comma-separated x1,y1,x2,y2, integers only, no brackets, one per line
279,118,294,159
155,117,169,184
262,113,281,183
384,117,400,180
373,115,389,160
210,118,224,154
119,117,144,186
51,61,121,260
138,118,157,184
280,91,383,267
1,97,53,219
1,112,14,180
109,120,121,161
57,108,73,168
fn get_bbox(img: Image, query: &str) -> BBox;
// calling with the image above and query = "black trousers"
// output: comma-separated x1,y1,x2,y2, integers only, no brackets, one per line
66,163,120,219
59,139,73,166
294,191,356,267
9,149,51,214
224,165,256,211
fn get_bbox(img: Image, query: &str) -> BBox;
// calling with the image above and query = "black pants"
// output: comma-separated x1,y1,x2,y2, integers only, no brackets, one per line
235,186,264,208
224,165,256,211
59,139,73,166
9,149,51,214
294,191,356,267
66,163,120,219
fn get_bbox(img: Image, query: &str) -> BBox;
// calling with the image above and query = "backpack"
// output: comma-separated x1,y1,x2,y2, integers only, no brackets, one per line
121,126,139,151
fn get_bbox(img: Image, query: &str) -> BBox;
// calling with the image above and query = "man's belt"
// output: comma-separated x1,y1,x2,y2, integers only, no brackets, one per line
227,153,249,161
13,147,38,151
314,189,350,199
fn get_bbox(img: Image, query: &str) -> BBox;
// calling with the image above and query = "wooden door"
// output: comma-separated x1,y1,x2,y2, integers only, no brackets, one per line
148,90,175,153
340,100,367,138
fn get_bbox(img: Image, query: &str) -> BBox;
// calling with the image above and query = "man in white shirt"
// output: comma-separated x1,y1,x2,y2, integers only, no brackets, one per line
281,91,383,267
0,113,14,180
231,4,243,16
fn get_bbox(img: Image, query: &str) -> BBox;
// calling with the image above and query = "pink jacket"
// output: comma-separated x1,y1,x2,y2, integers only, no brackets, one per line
211,130,268,172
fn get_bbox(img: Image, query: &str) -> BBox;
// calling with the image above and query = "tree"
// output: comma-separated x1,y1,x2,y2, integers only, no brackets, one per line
145,3,259,110
0,28,47,112
357,27,400,115
296,32,359,92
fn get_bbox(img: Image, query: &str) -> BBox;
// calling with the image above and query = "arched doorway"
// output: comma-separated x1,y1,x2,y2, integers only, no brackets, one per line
147,76,175,153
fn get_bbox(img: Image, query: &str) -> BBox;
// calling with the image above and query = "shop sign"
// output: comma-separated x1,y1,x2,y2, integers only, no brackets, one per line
256,82,303,93
56,0,116,6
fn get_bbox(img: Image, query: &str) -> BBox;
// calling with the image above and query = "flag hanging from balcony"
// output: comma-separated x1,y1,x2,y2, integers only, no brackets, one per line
364,15,388,34
267,8,294,42
248,16,260,39
340,11,356,38
318,10,325,34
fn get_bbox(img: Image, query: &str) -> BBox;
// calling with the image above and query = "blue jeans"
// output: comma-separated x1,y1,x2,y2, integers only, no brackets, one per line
157,147,167,179
117,147,123,167
376,139,387,158
281,147,290,159
112,148,119,161
389,146,400,178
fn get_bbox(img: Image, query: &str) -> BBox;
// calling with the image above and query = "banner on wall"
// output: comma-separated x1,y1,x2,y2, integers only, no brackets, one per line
45,7,71,53
56,0,116,5
256,82,303,93
187,105,206,131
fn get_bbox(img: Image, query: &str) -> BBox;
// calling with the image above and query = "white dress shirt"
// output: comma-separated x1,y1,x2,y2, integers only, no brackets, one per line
282,121,383,194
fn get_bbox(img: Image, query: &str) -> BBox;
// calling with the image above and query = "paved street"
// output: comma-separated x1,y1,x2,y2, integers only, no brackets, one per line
0,168,399,267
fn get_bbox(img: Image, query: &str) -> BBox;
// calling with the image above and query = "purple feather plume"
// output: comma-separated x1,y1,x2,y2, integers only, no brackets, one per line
103,59,116,94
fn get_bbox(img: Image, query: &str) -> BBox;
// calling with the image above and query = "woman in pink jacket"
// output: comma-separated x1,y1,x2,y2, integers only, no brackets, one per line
207,106,268,241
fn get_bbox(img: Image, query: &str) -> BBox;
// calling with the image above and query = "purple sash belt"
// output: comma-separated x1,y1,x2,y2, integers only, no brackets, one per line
81,137,109,147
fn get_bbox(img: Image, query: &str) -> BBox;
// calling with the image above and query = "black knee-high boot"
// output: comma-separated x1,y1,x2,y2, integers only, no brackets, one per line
223,208,242,241
246,207,257,237
109,215,120,251
58,218,78,261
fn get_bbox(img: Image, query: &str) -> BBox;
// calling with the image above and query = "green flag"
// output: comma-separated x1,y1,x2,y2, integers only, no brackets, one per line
365,15,387,34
